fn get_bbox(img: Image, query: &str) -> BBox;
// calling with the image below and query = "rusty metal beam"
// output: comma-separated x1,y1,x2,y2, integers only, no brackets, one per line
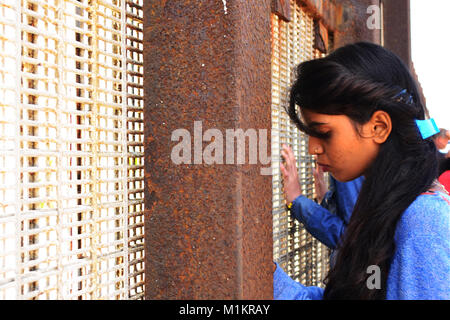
333,0,382,48
314,19,329,53
300,0,339,31
296,0,383,50
143,0,273,299
382,0,411,69
272,0,292,22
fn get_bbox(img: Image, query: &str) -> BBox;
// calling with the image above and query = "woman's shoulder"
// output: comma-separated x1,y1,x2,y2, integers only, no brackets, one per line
395,191,450,242
388,191,450,300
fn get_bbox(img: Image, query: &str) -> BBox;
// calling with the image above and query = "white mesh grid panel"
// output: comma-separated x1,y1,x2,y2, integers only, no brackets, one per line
0,0,144,300
271,1,330,288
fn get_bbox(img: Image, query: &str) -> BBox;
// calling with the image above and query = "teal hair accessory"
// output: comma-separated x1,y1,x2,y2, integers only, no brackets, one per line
415,118,439,139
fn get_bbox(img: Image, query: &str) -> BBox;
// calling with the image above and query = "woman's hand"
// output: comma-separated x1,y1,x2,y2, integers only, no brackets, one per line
280,144,302,204
313,163,328,203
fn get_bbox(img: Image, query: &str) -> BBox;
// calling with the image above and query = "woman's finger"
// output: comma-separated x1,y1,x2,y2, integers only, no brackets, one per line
281,150,290,168
286,148,297,169
313,166,319,178
282,144,292,159
282,144,291,159
286,145,295,163
280,162,285,174
317,164,323,175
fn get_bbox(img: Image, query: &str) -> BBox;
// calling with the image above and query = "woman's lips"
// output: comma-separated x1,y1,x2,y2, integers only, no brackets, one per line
317,163,331,172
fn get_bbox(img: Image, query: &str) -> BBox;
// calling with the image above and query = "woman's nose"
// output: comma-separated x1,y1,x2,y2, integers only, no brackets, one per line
308,137,323,155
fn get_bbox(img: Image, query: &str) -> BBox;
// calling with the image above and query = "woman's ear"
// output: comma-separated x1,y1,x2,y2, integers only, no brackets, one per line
369,110,392,144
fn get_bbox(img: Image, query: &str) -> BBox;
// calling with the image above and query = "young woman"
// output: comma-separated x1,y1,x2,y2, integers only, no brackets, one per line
276,42,450,300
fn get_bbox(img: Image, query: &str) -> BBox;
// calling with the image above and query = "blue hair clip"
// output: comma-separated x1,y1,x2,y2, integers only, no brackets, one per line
415,118,439,139
394,89,407,97
393,89,414,104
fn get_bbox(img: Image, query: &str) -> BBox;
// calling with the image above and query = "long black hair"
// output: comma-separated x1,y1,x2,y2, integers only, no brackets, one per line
286,42,438,299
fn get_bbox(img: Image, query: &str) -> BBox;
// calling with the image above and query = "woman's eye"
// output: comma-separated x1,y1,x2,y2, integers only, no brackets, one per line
316,131,331,139
303,126,331,140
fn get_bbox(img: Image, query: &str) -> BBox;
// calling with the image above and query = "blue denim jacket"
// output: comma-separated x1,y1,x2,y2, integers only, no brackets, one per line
290,176,364,249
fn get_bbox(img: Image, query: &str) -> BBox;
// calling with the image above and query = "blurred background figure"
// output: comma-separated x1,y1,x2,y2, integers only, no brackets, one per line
433,128,450,192
434,128,450,154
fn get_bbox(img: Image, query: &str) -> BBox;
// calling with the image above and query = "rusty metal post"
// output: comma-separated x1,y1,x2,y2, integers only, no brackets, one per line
333,0,382,48
382,0,411,69
143,0,273,299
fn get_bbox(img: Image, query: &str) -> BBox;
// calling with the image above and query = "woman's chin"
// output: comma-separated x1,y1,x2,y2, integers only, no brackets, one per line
330,172,358,183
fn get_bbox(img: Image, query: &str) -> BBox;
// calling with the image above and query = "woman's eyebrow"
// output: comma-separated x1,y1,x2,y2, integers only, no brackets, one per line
308,121,328,128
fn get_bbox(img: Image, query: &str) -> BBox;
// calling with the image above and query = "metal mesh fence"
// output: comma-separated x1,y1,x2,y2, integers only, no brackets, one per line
271,0,330,288
0,0,144,299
